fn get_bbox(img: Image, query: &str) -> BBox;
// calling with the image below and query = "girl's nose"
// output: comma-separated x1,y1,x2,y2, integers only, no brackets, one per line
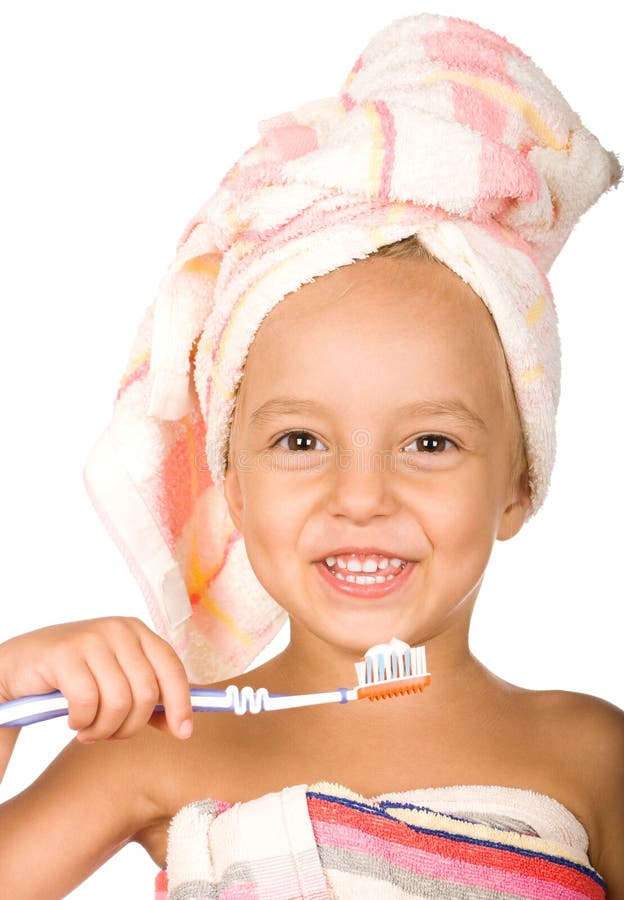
325,444,397,522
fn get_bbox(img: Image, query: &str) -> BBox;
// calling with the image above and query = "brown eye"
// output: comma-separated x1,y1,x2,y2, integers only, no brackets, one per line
409,434,456,453
274,430,327,452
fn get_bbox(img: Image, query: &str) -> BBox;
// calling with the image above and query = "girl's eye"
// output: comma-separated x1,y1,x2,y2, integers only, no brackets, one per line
405,434,457,455
273,430,328,452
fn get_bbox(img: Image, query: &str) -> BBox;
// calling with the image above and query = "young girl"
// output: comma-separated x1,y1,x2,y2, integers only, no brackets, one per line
1,10,622,899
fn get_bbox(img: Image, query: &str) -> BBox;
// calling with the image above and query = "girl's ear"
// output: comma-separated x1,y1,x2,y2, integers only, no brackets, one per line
223,462,244,532
497,468,531,542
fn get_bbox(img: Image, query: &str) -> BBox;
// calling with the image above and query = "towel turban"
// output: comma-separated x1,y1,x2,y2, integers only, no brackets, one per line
83,12,621,681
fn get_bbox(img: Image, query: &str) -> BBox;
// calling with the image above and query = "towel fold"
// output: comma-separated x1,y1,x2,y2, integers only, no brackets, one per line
159,782,606,899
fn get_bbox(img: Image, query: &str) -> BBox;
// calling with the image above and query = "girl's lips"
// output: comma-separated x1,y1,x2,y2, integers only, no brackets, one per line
314,560,416,599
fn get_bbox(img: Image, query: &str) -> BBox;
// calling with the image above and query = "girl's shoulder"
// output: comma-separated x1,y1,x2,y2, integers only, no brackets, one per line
524,686,623,880
526,684,623,770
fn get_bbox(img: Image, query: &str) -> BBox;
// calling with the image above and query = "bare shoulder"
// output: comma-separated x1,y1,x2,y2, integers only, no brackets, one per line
530,687,624,778
529,687,624,894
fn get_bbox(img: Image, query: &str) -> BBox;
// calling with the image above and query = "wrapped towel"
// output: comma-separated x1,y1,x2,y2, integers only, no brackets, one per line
158,782,606,898
154,869,168,900
83,12,621,682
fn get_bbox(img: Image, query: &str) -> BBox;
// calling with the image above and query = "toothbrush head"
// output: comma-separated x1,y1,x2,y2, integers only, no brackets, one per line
353,637,431,701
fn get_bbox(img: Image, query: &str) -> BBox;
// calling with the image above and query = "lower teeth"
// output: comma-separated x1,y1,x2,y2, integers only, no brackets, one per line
327,566,404,585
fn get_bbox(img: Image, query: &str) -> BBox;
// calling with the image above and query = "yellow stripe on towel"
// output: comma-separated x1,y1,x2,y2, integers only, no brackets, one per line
419,70,568,151
521,363,544,383
526,295,546,325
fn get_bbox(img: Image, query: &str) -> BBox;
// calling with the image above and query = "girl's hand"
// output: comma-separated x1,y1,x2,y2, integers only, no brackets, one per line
0,617,193,743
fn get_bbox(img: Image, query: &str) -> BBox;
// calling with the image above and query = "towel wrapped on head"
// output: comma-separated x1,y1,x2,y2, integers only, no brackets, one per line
83,12,621,683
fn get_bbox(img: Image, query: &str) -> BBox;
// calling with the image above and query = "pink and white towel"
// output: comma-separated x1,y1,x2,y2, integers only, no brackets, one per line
158,782,606,898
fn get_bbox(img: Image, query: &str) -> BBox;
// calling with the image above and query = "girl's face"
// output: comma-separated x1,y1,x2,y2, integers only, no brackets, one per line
224,254,530,670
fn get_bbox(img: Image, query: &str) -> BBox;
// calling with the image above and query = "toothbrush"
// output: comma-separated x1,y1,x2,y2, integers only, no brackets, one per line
0,637,430,727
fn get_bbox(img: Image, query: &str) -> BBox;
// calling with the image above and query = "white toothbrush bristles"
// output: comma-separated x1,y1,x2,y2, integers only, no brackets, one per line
354,638,428,686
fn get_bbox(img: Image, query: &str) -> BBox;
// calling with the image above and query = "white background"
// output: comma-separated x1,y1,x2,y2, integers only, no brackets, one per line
0,1,621,896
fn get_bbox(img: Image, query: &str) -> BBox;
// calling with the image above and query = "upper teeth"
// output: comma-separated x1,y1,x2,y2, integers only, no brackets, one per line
324,555,406,572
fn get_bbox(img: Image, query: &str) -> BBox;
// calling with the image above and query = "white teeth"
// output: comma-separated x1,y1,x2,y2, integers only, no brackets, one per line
325,554,407,573
337,572,396,584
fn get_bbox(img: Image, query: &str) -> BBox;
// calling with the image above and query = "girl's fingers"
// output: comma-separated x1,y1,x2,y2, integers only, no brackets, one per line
102,646,163,740
56,660,100,733
9,617,193,743
139,631,193,740
73,649,133,743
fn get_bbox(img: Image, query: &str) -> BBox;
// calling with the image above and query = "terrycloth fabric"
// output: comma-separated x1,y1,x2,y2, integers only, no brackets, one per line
154,869,168,900
157,782,606,898
83,12,621,682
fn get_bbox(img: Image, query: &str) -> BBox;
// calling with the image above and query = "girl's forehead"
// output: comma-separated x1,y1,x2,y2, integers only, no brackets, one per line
247,256,502,375
236,256,510,422
258,255,491,334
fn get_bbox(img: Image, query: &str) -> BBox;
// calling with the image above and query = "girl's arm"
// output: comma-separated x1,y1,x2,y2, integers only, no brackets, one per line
0,616,195,899
0,725,169,899
0,728,20,782
587,699,624,899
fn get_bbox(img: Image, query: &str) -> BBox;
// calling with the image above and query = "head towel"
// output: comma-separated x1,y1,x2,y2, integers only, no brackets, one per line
83,13,621,682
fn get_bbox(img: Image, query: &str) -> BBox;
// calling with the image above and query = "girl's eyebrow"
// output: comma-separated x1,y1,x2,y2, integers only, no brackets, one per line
248,395,488,432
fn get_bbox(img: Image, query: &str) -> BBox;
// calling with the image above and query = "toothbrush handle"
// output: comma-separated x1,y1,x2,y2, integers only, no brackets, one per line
158,685,355,715
0,691,69,728
263,687,354,711
0,689,240,728
0,685,356,727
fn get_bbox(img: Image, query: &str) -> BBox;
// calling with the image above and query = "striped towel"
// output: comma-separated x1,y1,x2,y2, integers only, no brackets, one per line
158,782,606,898
154,868,168,900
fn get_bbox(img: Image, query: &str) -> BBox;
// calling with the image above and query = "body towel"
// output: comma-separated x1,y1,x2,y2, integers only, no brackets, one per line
158,782,605,898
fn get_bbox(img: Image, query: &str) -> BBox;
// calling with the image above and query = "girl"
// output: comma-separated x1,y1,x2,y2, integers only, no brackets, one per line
1,8,622,899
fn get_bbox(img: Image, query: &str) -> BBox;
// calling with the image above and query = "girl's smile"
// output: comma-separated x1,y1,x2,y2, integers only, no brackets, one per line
314,554,417,600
